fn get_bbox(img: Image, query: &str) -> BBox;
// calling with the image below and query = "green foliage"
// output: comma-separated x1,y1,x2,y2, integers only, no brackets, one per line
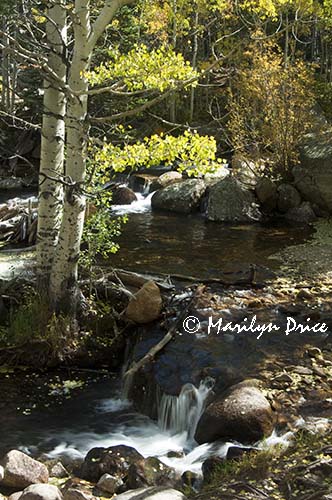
80,204,126,280
93,130,226,178
87,44,198,92
227,41,316,177
1,294,71,350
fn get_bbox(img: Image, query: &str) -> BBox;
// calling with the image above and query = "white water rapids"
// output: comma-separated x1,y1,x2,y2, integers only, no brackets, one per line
45,378,293,476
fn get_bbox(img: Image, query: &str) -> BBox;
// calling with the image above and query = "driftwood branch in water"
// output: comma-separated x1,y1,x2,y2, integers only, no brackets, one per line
124,293,196,379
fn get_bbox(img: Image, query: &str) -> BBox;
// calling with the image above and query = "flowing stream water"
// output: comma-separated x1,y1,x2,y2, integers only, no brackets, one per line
0,189,310,477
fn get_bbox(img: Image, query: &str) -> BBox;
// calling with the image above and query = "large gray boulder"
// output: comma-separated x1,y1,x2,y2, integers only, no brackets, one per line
277,184,301,213
1,450,49,489
295,132,332,213
114,487,187,500
19,485,62,500
151,179,206,214
207,177,261,222
195,380,275,444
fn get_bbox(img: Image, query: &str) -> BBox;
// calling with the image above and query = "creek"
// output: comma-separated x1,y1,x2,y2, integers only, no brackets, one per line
0,189,315,479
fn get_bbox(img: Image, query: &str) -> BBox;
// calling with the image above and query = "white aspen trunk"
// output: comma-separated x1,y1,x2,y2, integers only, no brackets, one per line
49,0,136,311
49,0,91,310
36,0,67,290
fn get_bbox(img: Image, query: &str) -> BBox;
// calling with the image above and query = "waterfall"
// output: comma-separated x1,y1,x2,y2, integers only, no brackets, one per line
158,377,215,440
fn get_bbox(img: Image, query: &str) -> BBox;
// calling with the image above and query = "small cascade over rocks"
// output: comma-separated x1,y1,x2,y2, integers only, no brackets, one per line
158,377,215,440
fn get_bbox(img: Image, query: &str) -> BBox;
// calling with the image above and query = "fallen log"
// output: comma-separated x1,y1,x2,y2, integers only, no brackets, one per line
124,291,196,379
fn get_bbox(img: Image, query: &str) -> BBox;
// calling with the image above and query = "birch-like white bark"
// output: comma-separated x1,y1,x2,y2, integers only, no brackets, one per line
50,0,136,309
36,0,67,289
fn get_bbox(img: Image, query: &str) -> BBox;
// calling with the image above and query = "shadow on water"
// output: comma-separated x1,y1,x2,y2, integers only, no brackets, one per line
107,211,313,277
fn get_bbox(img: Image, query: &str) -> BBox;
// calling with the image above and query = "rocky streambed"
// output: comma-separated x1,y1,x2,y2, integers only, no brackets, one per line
0,175,332,499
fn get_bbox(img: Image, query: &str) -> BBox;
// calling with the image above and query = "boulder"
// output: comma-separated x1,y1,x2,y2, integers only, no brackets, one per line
126,457,177,490
195,380,275,444
1,450,49,489
112,186,137,205
255,177,278,212
80,445,144,483
295,132,332,213
150,171,182,192
0,465,4,481
19,485,62,500
114,487,187,500
277,184,302,213
125,281,162,324
49,463,69,479
96,473,123,494
207,177,262,222
285,201,317,224
151,179,206,214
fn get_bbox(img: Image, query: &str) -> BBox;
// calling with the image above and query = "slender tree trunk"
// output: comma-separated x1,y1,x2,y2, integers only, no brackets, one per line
189,12,199,123
169,0,177,122
36,0,67,291
1,19,10,110
49,0,91,311
46,0,136,311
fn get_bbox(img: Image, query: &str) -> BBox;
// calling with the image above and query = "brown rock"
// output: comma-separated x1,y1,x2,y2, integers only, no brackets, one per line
125,281,162,324
112,186,137,205
195,380,275,444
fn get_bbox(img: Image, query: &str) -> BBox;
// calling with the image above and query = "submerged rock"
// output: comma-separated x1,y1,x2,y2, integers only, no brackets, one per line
125,280,162,324
207,177,262,222
1,450,49,489
151,179,206,214
114,487,187,500
195,379,275,444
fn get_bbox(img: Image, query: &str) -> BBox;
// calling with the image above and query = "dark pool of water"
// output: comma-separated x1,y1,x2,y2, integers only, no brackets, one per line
107,211,313,277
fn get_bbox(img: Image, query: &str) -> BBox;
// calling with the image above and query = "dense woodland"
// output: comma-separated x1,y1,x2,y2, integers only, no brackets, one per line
0,2,332,500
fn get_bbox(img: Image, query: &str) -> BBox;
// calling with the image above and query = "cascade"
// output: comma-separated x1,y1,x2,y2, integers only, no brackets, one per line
158,377,214,440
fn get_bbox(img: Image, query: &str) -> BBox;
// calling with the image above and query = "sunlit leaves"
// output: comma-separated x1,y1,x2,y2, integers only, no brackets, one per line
93,131,226,178
87,45,198,92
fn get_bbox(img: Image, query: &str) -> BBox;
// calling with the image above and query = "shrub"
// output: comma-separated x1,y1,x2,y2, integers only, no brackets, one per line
227,41,316,178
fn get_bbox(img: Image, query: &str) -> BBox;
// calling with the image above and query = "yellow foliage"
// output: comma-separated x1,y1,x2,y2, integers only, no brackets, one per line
227,41,316,176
